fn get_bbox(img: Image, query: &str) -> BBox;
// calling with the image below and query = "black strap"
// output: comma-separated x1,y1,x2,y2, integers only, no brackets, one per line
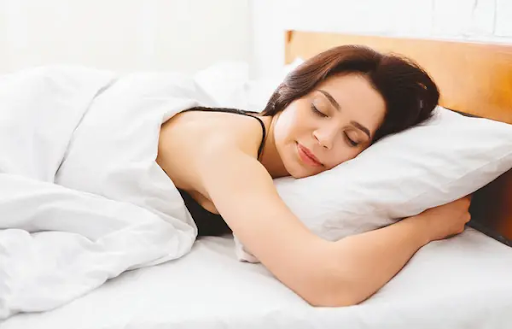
180,107,267,158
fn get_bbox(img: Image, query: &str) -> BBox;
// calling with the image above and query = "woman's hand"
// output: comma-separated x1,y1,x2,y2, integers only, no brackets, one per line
413,196,472,242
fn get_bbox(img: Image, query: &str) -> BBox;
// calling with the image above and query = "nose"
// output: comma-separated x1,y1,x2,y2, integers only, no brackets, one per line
313,126,336,150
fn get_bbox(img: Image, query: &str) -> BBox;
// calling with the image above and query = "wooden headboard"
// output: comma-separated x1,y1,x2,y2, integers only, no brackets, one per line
285,30,512,245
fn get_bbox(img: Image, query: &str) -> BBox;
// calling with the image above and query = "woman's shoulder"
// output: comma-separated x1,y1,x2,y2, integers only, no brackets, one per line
157,107,269,191
161,107,267,158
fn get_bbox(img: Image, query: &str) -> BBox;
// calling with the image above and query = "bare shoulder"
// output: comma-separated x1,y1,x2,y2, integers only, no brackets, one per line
157,108,267,193
160,109,265,156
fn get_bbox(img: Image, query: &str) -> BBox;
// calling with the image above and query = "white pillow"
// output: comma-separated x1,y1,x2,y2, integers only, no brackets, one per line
193,61,250,109
235,107,512,262
193,58,304,111
244,57,305,112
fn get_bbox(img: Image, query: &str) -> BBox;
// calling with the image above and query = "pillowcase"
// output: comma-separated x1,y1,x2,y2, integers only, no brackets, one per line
244,57,305,112
193,61,251,109
193,58,304,112
235,107,512,262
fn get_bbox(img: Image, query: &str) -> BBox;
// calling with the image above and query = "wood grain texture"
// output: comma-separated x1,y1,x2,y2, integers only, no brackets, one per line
284,30,512,243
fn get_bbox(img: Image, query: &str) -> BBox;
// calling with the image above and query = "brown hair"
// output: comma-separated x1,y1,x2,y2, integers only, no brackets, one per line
262,45,440,141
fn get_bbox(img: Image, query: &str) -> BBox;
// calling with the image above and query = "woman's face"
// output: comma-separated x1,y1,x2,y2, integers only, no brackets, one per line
273,73,386,179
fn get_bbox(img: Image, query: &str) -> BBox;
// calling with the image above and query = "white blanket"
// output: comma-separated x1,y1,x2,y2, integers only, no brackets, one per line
0,66,215,319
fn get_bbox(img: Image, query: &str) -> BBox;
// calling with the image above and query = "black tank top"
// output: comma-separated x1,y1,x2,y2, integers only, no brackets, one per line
176,107,267,237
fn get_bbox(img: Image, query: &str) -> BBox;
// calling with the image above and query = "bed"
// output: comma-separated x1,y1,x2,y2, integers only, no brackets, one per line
2,31,512,329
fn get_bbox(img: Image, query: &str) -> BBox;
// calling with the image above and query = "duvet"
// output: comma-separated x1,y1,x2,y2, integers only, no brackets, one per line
0,65,214,319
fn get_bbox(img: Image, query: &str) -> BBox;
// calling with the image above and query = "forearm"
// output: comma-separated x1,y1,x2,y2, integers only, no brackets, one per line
319,216,430,306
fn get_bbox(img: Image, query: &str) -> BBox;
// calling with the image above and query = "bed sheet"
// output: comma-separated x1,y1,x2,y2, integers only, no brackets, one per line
2,227,512,329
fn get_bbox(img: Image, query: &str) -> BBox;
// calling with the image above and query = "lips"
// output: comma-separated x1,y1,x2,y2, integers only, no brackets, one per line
297,143,322,167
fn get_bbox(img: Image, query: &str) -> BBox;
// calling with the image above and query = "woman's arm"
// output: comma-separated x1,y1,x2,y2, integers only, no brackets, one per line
321,215,432,306
324,197,471,306
196,138,471,307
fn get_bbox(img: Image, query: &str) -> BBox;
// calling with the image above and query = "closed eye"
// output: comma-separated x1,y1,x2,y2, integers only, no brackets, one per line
344,132,360,147
311,104,327,117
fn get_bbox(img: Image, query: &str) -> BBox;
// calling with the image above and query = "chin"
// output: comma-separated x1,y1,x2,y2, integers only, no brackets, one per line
283,160,316,179
281,146,318,179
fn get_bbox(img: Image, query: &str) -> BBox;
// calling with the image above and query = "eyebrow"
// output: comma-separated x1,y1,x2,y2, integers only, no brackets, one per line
351,121,371,139
318,90,341,111
318,89,372,139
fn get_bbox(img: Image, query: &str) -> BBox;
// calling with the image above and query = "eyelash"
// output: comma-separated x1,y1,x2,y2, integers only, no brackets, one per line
311,104,327,118
344,133,359,147
312,104,360,147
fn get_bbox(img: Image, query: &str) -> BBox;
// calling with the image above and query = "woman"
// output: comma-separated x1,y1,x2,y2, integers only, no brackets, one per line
156,45,471,307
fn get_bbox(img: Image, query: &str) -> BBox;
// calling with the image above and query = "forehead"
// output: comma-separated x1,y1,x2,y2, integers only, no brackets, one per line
314,73,386,133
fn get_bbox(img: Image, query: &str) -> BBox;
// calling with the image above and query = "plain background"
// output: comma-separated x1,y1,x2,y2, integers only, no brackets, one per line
0,0,511,78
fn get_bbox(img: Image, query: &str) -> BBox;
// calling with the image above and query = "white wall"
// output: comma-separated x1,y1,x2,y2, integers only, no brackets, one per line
250,0,512,78
0,0,251,74
1,0,511,78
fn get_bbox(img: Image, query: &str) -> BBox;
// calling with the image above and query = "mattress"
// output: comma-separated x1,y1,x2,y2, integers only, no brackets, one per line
2,227,512,329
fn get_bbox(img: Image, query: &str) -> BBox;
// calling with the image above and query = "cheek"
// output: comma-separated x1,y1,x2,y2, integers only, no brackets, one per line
272,119,289,154
274,107,303,143
272,115,295,167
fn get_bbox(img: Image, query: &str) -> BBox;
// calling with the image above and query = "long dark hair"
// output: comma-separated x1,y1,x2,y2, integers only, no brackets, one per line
262,45,440,141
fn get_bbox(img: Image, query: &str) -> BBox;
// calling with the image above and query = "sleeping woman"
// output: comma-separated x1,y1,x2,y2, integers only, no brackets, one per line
156,45,472,307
